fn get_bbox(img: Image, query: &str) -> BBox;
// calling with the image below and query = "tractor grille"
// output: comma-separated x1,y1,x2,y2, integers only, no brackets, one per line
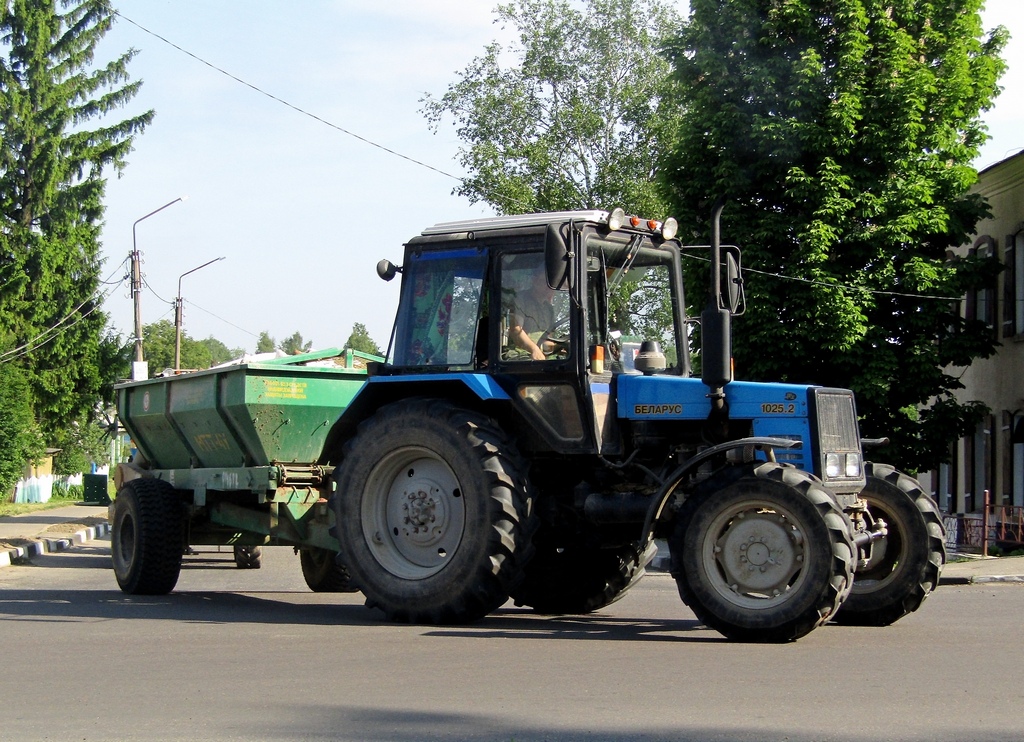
812,388,866,493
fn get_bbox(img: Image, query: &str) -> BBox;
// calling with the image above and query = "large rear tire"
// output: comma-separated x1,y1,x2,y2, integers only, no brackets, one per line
111,478,184,595
834,462,945,626
333,399,536,624
299,548,358,593
511,531,656,614
670,463,854,642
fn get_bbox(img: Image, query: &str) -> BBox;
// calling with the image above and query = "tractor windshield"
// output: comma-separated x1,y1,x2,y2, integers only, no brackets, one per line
585,231,687,375
391,247,488,368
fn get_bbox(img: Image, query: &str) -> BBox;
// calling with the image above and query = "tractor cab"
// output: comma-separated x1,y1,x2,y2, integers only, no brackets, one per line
377,210,691,456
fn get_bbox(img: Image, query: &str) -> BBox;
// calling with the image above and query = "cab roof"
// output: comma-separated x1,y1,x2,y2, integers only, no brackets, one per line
420,210,610,236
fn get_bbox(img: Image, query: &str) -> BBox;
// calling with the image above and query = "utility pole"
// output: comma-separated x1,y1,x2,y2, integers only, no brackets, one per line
130,197,187,377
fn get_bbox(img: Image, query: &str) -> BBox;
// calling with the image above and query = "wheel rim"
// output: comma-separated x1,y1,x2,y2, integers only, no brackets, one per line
115,512,136,571
700,500,809,610
853,496,908,590
361,446,466,580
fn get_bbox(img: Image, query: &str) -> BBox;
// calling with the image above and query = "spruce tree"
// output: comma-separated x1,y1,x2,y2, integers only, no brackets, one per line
0,0,151,448
662,0,1007,472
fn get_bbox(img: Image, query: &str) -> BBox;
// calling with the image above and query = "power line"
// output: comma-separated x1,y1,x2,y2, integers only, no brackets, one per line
183,298,260,339
113,10,978,309
680,251,962,302
113,11,464,184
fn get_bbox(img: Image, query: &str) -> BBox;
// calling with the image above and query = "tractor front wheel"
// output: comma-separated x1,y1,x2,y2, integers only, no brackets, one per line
670,463,854,642
834,463,945,626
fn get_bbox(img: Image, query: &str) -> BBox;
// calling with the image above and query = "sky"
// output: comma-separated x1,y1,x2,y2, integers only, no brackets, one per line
97,1,1024,358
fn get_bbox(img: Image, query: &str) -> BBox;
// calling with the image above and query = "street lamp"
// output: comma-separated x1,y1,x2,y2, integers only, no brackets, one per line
175,256,226,370
131,196,188,372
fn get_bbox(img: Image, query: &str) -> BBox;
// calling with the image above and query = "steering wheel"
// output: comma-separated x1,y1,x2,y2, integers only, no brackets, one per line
538,315,570,358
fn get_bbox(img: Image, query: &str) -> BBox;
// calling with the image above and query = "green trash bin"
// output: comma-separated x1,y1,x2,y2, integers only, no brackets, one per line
82,473,110,505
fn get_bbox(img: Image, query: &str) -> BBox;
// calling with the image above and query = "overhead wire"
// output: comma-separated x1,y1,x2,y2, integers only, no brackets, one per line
0,257,136,363
182,298,260,339
113,11,464,185
112,9,973,312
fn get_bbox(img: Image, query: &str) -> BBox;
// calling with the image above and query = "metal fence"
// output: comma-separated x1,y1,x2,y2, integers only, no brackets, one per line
943,506,1024,554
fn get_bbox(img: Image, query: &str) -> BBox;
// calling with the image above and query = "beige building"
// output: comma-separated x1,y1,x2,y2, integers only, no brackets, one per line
926,151,1024,514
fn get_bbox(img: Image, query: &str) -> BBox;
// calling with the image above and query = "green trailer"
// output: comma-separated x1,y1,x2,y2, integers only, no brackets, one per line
111,349,373,594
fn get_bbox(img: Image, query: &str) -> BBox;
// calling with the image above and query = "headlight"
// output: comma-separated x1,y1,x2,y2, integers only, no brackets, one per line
607,208,625,231
826,453,841,478
826,452,861,479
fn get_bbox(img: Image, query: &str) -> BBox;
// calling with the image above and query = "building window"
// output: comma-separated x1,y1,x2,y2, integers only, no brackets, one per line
1003,235,1015,339
1016,233,1024,336
937,461,953,513
975,415,994,513
963,431,974,513
1013,413,1024,509
968,236,996,330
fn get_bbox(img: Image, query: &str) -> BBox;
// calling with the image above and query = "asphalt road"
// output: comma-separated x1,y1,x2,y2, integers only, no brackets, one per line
1,538,1022,742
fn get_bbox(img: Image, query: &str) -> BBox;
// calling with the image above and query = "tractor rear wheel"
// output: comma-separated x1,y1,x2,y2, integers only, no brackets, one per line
511,531,656,614
333,399,536,624
111,478,184,595
670,463,855,642
299,548,358,592
834,463,945,626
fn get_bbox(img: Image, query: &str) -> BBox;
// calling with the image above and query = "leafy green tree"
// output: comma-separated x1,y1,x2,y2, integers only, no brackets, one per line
662,0,1007,472
0,364,43,495
142,319,212,372
256,331,276,353
422,0,680,216
51,413,108,474
0,0,152,442
280,331,312,355
200,336,243,366
344,322,382,357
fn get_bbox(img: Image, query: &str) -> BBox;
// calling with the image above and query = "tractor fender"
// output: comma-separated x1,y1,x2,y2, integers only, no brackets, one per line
318,373,511,465
639,436,804,546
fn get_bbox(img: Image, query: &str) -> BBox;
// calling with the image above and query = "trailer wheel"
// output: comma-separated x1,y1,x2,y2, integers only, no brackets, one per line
111,478,183,595
511,532,656,614
299,548,358,592
233,545,262,569
670,463,854,642
333,399,535,624
834,463,945,626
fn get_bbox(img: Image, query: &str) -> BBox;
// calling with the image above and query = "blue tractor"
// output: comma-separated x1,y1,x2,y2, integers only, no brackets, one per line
326,206,945,641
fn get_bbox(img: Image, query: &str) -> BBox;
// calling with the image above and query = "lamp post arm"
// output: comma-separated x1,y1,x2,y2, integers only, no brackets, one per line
174,256,226,370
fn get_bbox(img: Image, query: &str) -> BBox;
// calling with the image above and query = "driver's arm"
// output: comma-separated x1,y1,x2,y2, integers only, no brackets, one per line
511,322,547,361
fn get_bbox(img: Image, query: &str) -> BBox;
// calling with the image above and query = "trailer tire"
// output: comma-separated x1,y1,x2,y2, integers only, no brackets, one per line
233,545,262,569
333,399,536,624
670,463,854,642
111,478,183,595
834,463,945,626
299,548,358,592
511,533,656,614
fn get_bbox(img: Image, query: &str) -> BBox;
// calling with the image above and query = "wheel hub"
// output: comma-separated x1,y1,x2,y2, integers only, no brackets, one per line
364,451,466,579
400,487,445,541
714,510,804,597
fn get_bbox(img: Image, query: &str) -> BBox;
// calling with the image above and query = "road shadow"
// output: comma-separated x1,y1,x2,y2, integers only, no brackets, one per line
0,582,709,642
245,704,1024,742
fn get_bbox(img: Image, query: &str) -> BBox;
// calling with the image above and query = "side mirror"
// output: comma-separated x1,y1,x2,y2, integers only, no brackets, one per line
722,246,745,315
544,223,571,290
376,259,401,282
